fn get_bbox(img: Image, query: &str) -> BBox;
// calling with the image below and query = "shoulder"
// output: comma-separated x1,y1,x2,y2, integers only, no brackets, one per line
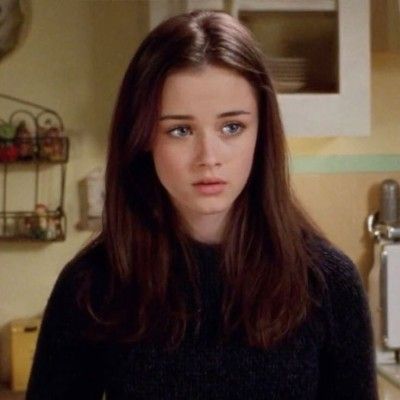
310,237,371,334
49,239,109,310
308,241,377,395
37,240,109,343
59,239,108,282
310,237,363,293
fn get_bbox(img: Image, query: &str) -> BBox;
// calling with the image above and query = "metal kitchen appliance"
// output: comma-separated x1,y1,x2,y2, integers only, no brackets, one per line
368,179,400,366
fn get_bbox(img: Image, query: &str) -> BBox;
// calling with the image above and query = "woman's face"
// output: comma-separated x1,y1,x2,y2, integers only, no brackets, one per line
151,64,259,236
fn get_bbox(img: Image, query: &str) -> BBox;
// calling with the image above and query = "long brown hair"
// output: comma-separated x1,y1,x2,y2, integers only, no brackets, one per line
77,9,327,351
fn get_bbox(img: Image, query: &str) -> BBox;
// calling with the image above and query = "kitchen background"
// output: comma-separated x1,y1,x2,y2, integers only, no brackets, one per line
0,0,399,395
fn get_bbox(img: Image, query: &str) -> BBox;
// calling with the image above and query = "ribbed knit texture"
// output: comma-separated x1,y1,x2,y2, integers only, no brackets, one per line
26,239,378,399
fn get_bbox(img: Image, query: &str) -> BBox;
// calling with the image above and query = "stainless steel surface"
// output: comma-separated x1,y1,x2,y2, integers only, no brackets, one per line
381,245,400,349
367,213,400,241
380,179,400,225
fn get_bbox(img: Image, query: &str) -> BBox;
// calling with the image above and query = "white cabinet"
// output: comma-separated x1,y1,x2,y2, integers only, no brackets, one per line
149,0,370,137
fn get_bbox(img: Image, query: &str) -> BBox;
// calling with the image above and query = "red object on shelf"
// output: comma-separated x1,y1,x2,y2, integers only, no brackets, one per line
0,142,19,162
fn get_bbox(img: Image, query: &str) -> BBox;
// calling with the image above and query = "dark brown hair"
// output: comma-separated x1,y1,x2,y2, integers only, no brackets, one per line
77,9,327,351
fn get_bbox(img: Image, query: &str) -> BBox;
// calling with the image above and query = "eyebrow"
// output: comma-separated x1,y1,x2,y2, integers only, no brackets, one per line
158,110,251,121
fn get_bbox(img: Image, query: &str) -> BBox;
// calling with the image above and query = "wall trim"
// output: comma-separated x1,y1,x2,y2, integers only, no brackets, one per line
291,154,400,173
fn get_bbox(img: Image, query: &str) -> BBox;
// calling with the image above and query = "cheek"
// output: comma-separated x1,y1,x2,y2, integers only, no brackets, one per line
153,146,186,186
236,156,255,186
235,137,257,174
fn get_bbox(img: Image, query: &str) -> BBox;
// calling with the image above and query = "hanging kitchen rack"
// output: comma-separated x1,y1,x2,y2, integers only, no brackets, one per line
0,93,69,242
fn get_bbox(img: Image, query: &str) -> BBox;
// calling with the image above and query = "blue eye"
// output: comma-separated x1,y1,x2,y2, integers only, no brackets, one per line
222,122,244,136
168,126,191,138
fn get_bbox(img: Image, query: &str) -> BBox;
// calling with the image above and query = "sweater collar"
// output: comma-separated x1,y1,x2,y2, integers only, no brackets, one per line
186,236,222,254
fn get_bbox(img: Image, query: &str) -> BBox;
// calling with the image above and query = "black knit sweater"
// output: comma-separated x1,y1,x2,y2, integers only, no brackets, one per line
26,238,378,399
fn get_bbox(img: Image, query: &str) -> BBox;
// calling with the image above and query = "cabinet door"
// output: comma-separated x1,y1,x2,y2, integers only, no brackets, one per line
234,0,370,136
149,0,370,137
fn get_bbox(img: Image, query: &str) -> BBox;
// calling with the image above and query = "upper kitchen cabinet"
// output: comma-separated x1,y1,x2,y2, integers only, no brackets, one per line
149,0,370,137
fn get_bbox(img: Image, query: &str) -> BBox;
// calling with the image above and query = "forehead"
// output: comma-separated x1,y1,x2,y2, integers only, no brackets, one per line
160,64,258,113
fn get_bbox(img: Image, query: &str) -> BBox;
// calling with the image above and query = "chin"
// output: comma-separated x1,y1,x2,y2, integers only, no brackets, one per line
173,195,233,217
193,203,231,215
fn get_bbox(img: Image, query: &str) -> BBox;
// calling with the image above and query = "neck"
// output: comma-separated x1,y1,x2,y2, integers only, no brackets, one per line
180,211,228,245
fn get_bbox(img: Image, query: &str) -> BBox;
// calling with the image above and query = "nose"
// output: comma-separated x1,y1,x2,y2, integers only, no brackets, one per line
195,132,221,168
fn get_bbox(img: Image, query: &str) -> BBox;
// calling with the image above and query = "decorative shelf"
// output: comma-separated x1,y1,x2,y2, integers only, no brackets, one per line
0,209,66,242
0,93,68,242
0,137,69,164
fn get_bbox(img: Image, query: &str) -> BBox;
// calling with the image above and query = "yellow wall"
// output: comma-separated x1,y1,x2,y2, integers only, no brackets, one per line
292,172,400,284
288,53,400,287
0,0,148,383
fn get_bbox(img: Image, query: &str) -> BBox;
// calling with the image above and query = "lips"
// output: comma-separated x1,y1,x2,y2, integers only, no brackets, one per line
193,180,226,195
193,178,227,185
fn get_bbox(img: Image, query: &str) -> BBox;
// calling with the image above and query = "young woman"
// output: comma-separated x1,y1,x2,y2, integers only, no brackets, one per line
27,9,378,399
